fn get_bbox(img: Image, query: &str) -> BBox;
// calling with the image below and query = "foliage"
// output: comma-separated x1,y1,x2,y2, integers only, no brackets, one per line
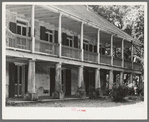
75,86,86,98
127,87,134,95
109,83,128,101
88,86,96,99
88,86,103,99
89,5,144,43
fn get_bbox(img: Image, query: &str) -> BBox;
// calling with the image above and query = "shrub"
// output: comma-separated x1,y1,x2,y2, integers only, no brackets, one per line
109,83,128,102
95,88,103,98
127,87,134,95
88,86,103,99
88,86,96,99
75,86,86,98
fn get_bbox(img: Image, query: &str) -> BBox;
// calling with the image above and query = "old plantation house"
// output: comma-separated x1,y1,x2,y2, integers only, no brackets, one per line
5,4,143,100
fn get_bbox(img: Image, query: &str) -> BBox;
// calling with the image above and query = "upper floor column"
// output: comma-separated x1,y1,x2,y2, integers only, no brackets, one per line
97,29,100,64
31,5,35,53
80,22,84,61
111,34,113,66
58,13,62,57
131,42,134,69
122,39,124,68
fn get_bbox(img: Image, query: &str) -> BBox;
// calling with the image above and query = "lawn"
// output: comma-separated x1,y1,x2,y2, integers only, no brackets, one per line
6,96,143,107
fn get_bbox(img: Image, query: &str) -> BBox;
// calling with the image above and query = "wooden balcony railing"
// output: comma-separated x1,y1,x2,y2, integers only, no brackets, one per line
133,62,142,71
100,54,111,65
62,45,81,60
84,51,98,63
35,39,59,56
124,60,132,69
6,28,32,51
113,57,122,67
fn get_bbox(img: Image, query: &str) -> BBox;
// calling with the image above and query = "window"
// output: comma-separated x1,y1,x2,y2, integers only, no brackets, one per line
66,36,73,47
16,19,28,36
45,30,54,42
83,40,89,51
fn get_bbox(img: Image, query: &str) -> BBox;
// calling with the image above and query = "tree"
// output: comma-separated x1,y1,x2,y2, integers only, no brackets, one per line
89,5,144,44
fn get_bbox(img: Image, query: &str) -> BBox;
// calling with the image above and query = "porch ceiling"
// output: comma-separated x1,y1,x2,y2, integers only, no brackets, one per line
6,5,59,27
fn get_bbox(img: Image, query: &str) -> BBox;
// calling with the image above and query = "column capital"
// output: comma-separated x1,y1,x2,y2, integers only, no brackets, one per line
95,68,100,71
78,65,83,68
29,59,36,62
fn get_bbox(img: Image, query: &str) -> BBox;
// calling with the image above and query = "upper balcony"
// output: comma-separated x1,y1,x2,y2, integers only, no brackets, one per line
5,5,142,71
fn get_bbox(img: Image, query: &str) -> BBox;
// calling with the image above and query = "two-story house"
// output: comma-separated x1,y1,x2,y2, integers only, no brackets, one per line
5,4,143,100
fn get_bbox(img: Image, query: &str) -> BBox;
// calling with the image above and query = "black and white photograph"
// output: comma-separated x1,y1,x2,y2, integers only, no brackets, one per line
2,2,147,120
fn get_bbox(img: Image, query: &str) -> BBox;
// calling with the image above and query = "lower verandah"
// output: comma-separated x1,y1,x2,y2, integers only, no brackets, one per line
6,60,139,100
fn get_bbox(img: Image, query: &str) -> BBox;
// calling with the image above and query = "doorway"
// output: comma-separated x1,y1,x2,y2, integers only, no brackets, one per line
9,63,27,98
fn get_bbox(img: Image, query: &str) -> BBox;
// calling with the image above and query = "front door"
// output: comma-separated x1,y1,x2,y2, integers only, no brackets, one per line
65,69,71,96
9,63,26,98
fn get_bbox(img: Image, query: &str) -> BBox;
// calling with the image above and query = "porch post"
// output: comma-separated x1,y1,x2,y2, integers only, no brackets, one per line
78,66,84,88
129,73,133,84
120,71,124,85
58,13,62,57
81,22,84,61
111,34,113,66
131,42,134,69
27,60,37,100
52,62,63,99
109,70,113,89
95,68,100,88
31,5,35,53
97,29,100,64
122,39,124,68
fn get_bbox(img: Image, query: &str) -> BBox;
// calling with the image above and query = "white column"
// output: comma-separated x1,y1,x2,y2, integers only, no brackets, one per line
129,73,133,84
28,60,36,93
81,22,84,61
120,71,124,85
131,42,134,69
78,66,84,88
111,34,113,66
109,70,113,89
31,5,35,53
55,62,62,92
97,29,100,64
58,13,62,57
95,68,100,88
122,39,124,68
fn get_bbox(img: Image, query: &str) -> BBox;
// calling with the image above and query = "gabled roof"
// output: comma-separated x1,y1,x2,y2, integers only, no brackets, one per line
50,5,143,46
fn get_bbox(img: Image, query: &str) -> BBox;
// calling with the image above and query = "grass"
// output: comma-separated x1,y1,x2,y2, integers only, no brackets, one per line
6,95,143,107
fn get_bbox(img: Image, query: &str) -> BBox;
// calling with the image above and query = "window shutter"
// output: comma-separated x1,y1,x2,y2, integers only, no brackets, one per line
89,44,92,52
62,33,67,45
74,36,78,48
28,27,31,37
94,45,97,53
54,30,58,43
40,26,46,40
9,22,16,33
45,33,48,41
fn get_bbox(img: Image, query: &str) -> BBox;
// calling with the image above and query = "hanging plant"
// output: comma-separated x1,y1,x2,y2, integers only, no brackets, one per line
35,63,50,74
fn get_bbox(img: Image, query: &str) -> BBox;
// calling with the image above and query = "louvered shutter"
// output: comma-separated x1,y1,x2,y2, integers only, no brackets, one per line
74,36,78,48
89,44,92,52
40,26,46,40
28,27,31,37
54,30,58,43
9,22,16,33
62,33,67,45
94,45,97,53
